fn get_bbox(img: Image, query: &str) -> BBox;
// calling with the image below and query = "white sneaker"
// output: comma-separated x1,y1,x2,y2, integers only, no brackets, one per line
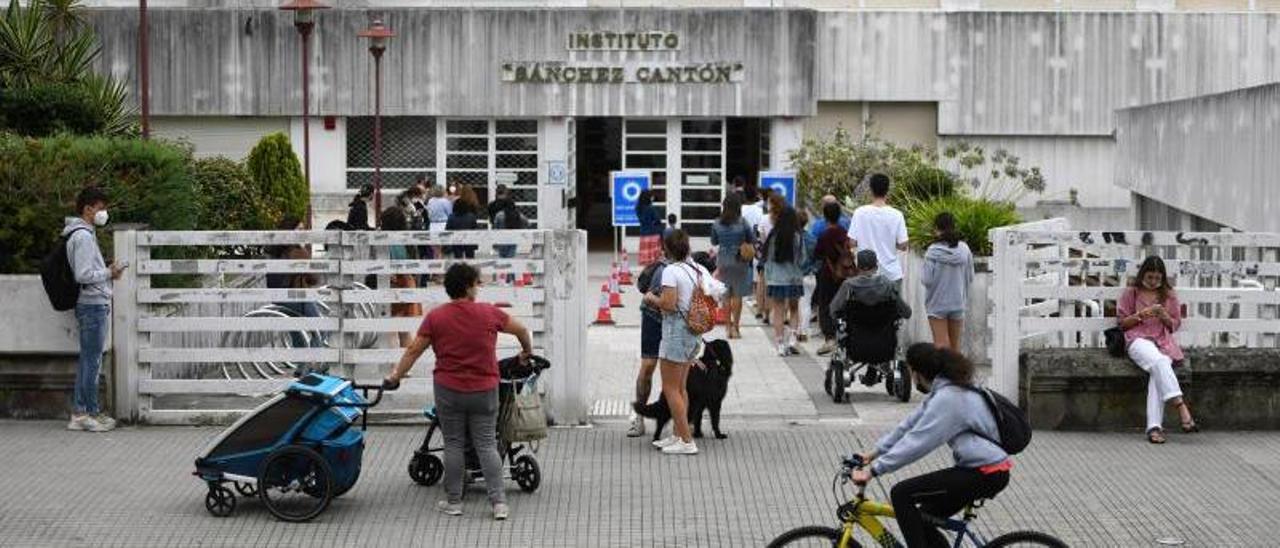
93,414,118,430
492,502,509,521
626,415,646,438
777,344,789,357
661,439,699,455
436,500,463,516
652,436,679,449
67,414,110,432
786,329,798,349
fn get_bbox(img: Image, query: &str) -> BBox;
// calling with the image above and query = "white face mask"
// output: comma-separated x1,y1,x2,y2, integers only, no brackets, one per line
93,209,109,227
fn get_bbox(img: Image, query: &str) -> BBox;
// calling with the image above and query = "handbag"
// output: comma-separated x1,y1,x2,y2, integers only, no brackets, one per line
736,222,756,262
500,386,548,442
1103,327,1126,358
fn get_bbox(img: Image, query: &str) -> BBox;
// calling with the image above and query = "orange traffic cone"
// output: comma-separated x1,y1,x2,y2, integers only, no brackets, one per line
593,283,615,325
619,248,634,285
609,266,623,308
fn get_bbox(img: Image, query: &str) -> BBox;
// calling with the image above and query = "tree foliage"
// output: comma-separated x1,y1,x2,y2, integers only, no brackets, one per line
905,194,1021,257
191,156,277,231
245,133,308,224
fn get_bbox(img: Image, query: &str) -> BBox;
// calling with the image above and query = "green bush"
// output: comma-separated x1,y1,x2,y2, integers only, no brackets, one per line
0,83,105,136
905,195,1020,257
0,134,196,273
192,156,277,231
246,133,307,224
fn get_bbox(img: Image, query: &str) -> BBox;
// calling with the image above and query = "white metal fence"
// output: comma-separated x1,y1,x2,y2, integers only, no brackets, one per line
111,229,588,425
989,220,1280,398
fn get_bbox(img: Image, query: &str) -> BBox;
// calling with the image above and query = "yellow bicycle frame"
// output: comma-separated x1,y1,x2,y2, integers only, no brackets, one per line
835,498,905,548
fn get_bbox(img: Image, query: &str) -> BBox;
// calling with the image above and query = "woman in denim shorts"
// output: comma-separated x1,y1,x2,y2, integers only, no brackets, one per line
628,259,667,438
641,229,710,456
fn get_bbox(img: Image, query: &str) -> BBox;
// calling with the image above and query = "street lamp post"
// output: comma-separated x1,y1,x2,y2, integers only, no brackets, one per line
279,0,330,228
358,18,395,228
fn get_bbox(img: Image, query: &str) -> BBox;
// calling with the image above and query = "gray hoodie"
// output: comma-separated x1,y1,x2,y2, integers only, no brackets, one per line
63,217,112,305
871,377,1008,476
828,271,912,321
920,241,975,317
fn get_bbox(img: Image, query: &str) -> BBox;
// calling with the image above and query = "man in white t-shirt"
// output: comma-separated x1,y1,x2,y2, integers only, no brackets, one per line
848,173,909,287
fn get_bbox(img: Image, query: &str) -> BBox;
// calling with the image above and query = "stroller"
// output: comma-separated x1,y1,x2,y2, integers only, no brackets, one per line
193,374,386,522
407,355,551,493
824,299,911,404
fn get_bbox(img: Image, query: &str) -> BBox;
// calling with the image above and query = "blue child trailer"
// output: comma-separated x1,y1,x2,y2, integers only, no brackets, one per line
193,374,385,522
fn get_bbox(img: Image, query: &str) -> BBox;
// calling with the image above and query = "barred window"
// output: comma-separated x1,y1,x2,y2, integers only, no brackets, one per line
346,116,436,189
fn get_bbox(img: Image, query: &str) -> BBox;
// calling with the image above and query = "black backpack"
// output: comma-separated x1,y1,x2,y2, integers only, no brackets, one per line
40,227,89,311
964,385,1032,455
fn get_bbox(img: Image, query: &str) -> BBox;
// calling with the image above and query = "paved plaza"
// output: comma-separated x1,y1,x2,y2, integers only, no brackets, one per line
1,266,1278,547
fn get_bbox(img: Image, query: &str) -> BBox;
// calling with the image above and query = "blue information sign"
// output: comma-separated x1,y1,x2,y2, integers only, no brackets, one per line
611,171,651,227
759,171,798,207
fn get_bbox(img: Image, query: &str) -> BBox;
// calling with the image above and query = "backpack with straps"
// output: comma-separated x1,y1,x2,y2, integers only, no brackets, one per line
40,227,89,311
678,263,717,335
963,385,1032,455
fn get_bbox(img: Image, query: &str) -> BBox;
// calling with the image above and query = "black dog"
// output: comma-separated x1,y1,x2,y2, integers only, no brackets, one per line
633,339,733,440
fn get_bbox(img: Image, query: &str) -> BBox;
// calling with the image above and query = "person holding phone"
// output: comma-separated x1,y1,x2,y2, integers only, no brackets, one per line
1116,255,1199,444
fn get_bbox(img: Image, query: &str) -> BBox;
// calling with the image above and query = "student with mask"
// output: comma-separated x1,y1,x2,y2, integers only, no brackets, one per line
347,184,374,231
64,187,125,432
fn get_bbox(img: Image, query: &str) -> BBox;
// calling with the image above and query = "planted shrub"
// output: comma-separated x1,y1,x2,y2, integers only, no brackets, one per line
246,133,308,224
0,83,105,137
905,195,1020,257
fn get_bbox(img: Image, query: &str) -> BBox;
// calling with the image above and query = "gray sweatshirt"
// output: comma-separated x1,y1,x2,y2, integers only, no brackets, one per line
871,377,1008,476
920,241,974,317
63,217,112,305
828,272,912,321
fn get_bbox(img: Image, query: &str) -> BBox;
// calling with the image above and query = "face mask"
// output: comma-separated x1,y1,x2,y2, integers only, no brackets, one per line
93,209,109,226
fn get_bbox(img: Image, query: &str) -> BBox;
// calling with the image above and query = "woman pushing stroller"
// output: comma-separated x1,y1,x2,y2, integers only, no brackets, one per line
384,263,535,521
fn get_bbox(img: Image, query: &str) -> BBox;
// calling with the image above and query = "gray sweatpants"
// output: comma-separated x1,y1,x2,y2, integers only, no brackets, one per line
435,383,507,505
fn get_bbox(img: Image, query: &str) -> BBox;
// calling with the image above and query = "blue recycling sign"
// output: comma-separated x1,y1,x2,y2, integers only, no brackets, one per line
760,171,797,207
611,171,651,227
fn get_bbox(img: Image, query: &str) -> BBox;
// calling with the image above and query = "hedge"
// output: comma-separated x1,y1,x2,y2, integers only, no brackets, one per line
0,134,197,274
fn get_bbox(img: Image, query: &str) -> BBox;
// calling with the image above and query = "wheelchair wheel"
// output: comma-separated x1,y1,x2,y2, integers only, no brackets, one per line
512,455,541,493
894,360,911,403
205,484,236,518
408,452,443,486
827,361,846,404
884,364,896,396
258,445,333,522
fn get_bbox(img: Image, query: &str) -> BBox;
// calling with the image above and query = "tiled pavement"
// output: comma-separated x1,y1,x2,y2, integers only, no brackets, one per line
2,253,1278,546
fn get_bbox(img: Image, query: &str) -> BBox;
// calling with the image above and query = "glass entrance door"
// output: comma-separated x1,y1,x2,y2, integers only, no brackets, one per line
678,119,725,237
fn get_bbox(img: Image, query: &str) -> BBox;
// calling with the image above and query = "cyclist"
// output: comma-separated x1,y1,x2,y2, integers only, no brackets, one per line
850,343,1012,548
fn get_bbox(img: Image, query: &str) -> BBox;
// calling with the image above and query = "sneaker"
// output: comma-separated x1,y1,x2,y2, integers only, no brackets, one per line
776,344,789,357
786,329,798,349
67,414,110,432
652,436,679,449
92,414,118,430
626,415,646,438
492,502,509,521
816,341,836,356
436,500,463,516
661,439,699,455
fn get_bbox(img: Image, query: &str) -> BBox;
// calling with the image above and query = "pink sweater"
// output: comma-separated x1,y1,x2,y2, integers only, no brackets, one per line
1116,287,1184,362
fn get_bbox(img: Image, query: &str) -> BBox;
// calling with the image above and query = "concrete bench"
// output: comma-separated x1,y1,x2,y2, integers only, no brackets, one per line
1020,347,1280,431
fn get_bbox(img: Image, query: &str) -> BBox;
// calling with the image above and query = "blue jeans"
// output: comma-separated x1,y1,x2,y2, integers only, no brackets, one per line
74,303,110,415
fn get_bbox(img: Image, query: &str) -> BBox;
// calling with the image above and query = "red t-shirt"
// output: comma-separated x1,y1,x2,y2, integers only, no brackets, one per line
418,301,510,392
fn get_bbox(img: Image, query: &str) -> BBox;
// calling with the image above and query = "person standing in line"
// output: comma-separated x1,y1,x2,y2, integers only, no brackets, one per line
1116,255,1199,444
346,184,374,230
795,209,819,343
64,187,124,432
486,183,515,226
812,201,853,356
709,193,755,339
636,190,665,266
384,263,533,520
762,206,809,357
807,194,850,241
753,192,784,321
848,173,909,291
446,185,480,259
920,212,975,352
740,180,765,316
426,185,453,233
628,255,668,437
380,206,422,349
640,229,711,456
267,216,324,358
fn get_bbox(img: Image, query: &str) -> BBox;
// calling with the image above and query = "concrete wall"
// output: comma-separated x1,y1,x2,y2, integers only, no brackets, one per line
0,276,108,355
151,116,290,161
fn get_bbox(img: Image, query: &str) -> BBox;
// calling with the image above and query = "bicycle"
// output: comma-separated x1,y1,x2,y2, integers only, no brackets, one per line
767,455,1067,548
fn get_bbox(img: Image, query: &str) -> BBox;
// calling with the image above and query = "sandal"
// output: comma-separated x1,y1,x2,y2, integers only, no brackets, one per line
1147,427,1166,444
1176,402,1200,433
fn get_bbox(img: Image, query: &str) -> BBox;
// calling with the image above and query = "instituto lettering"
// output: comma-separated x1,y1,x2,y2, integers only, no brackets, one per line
502,62,745,84
567,31,679,51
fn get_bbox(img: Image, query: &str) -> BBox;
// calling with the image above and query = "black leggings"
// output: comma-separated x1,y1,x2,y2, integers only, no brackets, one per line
890,467,1010,548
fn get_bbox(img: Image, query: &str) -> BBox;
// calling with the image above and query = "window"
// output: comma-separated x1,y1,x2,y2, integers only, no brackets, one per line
346,116,436,190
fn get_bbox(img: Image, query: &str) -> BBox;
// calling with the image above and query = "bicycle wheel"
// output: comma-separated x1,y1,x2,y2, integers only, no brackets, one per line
766,525,859,548
985,530,1068,547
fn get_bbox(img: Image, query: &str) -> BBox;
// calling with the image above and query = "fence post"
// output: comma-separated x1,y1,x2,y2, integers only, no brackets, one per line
543,229,588,425
988,226,1023,401
111,230,140,423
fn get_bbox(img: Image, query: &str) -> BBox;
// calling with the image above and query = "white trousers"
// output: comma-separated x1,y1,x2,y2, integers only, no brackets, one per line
798,276,817,337
1126,338,1184,431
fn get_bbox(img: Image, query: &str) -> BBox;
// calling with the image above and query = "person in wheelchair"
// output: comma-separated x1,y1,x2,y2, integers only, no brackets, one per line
828,250,912,383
